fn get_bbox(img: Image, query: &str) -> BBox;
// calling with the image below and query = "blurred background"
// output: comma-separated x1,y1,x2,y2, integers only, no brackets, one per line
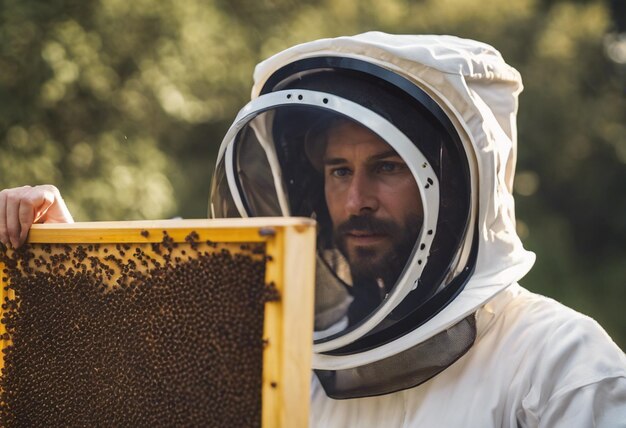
1,0,624,347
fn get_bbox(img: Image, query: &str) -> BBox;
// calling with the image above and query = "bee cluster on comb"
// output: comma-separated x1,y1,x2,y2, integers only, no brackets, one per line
0,230,279,427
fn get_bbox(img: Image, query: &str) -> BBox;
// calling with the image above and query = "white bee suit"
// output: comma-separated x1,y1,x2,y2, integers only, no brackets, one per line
309,283,626,427
252,32,626,427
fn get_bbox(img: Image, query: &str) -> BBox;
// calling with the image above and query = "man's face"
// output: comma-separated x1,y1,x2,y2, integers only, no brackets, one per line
323,120,423,289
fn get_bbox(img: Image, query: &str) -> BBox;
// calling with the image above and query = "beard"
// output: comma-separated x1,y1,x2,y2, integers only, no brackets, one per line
334,213,423,294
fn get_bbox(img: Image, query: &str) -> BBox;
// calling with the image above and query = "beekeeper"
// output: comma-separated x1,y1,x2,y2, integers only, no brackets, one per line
209,32,626,427
1,32,625,427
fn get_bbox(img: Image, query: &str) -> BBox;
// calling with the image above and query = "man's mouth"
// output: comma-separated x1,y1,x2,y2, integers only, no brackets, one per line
345,231,386,244
334,215,398,251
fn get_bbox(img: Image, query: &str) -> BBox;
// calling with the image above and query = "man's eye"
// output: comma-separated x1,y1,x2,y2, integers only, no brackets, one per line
377,162,404,173
330,167,351,178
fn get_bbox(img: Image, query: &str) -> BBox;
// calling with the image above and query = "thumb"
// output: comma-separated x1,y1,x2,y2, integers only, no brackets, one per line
31,185,74,224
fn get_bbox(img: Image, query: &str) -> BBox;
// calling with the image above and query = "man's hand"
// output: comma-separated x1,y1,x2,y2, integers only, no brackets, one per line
0,185,74,249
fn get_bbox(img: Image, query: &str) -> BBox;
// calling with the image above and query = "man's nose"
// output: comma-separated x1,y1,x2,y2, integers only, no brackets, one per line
345,171,378,216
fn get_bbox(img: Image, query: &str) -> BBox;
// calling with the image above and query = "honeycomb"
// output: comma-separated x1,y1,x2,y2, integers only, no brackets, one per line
0,231,279,427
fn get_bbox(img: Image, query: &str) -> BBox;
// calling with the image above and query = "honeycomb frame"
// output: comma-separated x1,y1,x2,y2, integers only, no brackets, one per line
0,218,316,427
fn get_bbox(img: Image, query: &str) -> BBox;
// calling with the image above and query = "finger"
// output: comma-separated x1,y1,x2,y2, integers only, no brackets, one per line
30,185,73,224
0,191,8,246
6,192,21,248
18,197,36,246
30,186,55,224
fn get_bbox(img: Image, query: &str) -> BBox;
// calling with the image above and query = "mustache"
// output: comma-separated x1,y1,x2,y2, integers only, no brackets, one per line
335,215,401,236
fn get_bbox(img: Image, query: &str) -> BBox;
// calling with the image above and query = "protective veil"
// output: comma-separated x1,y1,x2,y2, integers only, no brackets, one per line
211,31,534,394
210,32,626,425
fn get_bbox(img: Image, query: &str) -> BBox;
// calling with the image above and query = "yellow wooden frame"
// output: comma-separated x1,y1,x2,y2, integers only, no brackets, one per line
0,218,316,428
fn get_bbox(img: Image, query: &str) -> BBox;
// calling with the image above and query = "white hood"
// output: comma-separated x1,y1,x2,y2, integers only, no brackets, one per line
251,32,536,369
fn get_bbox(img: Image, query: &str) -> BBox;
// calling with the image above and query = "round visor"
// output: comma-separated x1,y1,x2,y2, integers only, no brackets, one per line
210,90,441,351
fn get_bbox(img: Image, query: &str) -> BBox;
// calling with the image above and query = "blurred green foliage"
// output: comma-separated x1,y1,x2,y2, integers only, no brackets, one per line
1,0,624,347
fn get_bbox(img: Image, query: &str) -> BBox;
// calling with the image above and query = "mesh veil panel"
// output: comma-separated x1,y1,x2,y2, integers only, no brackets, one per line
314,313,476,399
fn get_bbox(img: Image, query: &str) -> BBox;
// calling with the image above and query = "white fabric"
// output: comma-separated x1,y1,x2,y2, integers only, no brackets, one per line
253,32,537,365
310,284,626,427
